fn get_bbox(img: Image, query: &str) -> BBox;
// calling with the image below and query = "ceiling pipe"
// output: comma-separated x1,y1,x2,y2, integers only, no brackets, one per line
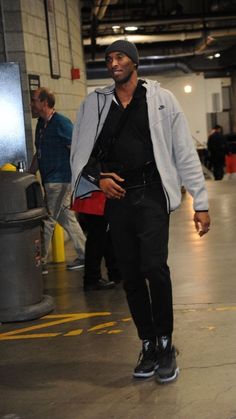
138,61,192,76
92,0,119,20
194,35,215,54
92,0,102,17
82,14,236,31
83,27,236,46
83,32,203,45
86,59,193,80
97,0,112,20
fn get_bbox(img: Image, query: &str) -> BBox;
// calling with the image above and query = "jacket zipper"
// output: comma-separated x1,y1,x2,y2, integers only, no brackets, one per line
161,183,171,214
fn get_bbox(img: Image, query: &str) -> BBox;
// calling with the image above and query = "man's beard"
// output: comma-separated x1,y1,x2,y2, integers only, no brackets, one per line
115,69,134,84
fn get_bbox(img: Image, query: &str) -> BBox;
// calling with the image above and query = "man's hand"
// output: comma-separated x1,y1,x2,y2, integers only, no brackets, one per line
193,211,211,237
99,172,126,199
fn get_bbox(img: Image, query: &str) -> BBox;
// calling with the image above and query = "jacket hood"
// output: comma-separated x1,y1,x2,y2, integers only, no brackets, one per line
95,84,115,95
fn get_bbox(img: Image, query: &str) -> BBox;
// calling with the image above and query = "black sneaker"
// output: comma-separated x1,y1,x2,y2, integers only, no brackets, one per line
156,345,179,384
133,340,158,378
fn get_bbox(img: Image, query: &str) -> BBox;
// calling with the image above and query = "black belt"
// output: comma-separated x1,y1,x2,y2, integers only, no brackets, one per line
120,162,161,189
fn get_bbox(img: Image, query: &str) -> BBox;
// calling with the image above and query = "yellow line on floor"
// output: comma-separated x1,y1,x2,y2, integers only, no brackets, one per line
1,306,234,341
0,333,61,340
64,329,84,336
88,321,117,331
0,312,111,340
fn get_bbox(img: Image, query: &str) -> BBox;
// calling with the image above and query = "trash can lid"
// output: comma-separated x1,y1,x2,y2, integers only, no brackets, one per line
0,171,47,222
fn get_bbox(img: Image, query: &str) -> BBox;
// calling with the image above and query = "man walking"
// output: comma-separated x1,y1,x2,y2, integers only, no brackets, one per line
70,40,210,383
207,124,226,180
30,87,86,274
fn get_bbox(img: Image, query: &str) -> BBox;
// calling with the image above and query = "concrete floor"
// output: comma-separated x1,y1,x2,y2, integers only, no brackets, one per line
1,179,236,419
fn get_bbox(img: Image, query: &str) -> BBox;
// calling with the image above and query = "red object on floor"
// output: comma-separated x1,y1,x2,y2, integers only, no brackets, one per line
225,154,236,173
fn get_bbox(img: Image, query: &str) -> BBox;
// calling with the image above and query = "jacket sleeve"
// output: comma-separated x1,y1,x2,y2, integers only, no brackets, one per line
81,156,101,187
170,96,209,211
70,102,85,168
70,99,101,199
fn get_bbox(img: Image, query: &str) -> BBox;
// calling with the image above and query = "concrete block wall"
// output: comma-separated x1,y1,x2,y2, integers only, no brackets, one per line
0,0,87,164
231,71,236,132
0,0,31,161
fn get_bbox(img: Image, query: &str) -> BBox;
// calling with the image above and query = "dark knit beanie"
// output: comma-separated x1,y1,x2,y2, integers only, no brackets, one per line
105,40,139,66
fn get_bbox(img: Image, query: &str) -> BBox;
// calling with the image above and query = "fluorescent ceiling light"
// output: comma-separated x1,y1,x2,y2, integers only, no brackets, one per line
125,26,138,31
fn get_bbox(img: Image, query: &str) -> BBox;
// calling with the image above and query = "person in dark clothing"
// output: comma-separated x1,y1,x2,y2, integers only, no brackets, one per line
82,214,121,291
72,192,120,291
207,124,226,180
71,40,210,384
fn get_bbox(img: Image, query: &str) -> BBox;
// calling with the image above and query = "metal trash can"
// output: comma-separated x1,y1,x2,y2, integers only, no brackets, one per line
0,171,55,322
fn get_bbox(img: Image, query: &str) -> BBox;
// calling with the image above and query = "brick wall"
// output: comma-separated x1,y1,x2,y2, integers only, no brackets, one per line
0,0,86,164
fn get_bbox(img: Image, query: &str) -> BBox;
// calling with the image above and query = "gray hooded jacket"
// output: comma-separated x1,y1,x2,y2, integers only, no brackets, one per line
70,79,208,213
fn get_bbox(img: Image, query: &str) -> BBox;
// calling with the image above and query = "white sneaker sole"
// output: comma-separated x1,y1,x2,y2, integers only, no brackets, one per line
133,363,159,378
156,367,180,384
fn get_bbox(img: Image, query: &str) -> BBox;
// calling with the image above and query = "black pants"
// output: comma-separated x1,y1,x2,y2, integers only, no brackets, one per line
212,163,224,180
210,155,225,180
83,214,120,286
105,182,173,340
